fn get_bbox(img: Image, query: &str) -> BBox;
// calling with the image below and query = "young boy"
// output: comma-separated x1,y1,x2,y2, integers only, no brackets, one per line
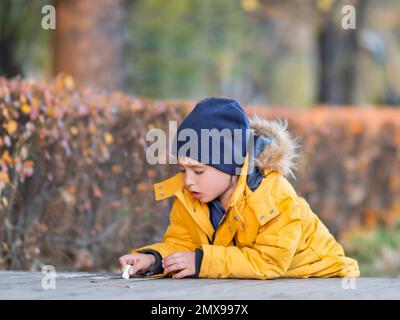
119,97,360,279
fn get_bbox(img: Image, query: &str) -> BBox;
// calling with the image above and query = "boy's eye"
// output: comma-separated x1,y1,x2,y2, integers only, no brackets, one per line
179,168,203,175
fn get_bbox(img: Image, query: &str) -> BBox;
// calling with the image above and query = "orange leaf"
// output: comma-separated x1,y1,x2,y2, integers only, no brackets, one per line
136,183,149,192
92,183,103,198
349,122,363,134
24,160,34,168
122,186,131,195
22,161,34,177
0,171,9,183
112,165,122,174
88,123,98,135
147,169,156,178
5,120,17,135
104,132,114,145
2,151,13,166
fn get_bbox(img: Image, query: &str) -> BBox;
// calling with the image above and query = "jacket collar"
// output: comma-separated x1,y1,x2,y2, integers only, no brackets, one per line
152,153,281,242
152,154,251,241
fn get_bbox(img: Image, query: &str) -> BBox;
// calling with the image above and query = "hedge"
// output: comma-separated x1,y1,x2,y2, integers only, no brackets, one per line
0,75,399,271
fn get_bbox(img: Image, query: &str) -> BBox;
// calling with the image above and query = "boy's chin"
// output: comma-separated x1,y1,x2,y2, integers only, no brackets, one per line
201,195,219,203
196,195,210,203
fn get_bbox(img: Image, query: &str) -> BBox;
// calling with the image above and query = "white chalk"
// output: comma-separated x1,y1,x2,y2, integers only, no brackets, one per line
122,264,132,279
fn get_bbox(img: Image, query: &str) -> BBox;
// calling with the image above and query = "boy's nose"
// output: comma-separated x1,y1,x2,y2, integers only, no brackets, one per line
184,175,195,189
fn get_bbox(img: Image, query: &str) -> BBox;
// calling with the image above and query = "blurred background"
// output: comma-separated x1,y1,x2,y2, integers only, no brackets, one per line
3,0,400,106
0,0,399,277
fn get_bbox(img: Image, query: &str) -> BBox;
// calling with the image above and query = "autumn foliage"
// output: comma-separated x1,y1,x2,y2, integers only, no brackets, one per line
1,75,399,271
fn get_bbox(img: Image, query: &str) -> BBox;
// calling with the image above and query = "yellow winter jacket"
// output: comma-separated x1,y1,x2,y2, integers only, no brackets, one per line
131,117,360,279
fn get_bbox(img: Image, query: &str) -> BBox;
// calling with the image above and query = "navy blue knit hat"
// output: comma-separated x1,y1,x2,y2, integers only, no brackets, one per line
172,97,250,175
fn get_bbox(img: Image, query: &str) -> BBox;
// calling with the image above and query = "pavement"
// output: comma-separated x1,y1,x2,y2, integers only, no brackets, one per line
0,271,399,300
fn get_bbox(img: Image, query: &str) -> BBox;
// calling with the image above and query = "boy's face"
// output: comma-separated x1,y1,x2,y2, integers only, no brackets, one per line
177,156,233,203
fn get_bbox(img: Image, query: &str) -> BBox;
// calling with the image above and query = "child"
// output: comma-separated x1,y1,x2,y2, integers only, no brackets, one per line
119,97,360,279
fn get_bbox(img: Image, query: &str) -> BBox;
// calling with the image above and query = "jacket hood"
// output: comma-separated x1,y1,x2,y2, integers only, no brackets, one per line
152,116,302,203
249,116,301,180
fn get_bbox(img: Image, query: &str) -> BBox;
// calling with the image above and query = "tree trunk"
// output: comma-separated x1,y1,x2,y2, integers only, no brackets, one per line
0,1,22,77
53,0,126,90
317,0,367,105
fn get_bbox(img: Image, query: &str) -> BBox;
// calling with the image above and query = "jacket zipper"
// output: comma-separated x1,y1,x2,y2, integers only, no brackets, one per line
210,207,231,244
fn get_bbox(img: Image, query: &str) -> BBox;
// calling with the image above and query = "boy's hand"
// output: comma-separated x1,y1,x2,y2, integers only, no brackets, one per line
118,253,156,277
162,251,195,279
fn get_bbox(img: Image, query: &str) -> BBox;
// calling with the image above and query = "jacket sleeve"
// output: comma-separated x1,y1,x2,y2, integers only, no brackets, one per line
198,194,303,279
130,197,199,276
194,248,204,277
138,249,164,275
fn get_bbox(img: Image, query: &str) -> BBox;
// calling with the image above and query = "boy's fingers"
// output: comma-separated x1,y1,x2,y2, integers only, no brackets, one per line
165,252,181,260
164,256,184,268
163,258,173,268
119,256,127,272
172,269,190,279
164,262,185,274
171,252,182,257
128,263,144,276
163,259,177,269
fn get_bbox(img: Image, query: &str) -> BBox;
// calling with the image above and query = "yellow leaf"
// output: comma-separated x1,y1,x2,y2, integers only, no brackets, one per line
88,123,98,134
316,0,334,12
31,97,39,107
20,96,27,104
1,196,8,208
241,0,258,12
104,132,114,144
46,107,55,118
64,75,75,90
70,126,79,136
1,241,8,252
2,108,9,119
5,120,17,135
2,151,13,166
0,171,9,183
21,104,31,114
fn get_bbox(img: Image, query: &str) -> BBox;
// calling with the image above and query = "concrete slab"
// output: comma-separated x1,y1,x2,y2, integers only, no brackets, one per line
0,271,399,300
